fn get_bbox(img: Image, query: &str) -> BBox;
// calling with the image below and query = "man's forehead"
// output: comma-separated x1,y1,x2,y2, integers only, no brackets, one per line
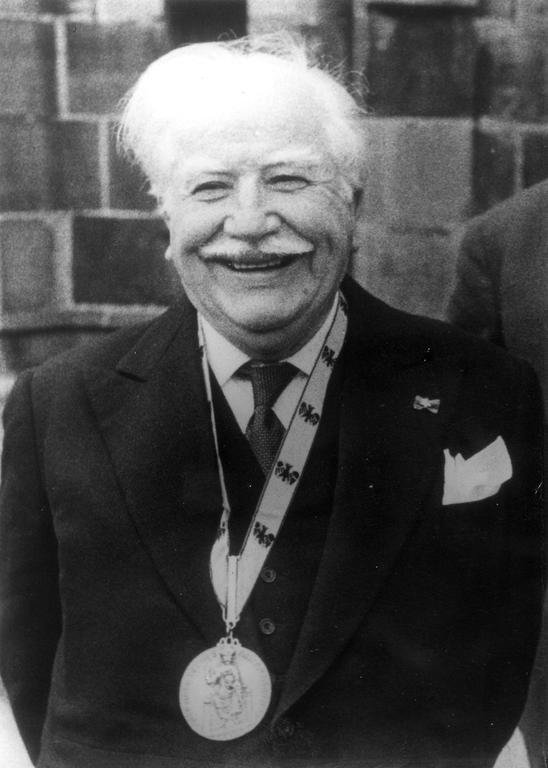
176,147,332,177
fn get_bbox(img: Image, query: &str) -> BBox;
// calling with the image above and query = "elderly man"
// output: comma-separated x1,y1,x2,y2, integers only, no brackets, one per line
0,37,543,768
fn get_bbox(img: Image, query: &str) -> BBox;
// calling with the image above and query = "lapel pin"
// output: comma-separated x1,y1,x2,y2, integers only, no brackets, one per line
413,395,440,414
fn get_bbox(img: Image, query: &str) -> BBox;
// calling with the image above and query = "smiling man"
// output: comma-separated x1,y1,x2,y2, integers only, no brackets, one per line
0,36,544,768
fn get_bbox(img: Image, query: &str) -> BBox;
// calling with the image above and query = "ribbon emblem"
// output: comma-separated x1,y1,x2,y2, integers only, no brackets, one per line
413,395,440,414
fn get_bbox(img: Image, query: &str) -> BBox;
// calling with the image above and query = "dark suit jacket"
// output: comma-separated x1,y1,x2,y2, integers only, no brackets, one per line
447,179,547,412
0,278,543,768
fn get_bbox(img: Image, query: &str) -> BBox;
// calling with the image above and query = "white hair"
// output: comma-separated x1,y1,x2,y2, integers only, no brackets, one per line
117,34,366,202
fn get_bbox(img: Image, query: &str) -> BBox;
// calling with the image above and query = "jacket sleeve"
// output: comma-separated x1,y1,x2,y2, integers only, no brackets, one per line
446,222,505,347
492,358,545,725
0,371,61,765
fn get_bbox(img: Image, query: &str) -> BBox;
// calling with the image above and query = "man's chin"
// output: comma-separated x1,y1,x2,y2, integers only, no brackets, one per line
214,308,310,357
217,295,303,330
233,313,299,338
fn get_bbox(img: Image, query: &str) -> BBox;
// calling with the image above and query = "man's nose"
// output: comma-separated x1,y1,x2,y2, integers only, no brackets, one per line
224,181,280,239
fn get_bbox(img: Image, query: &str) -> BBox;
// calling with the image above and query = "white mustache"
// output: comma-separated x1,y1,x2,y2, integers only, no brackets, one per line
200,235,314,259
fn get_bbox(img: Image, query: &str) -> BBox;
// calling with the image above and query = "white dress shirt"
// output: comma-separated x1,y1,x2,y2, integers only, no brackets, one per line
200,299,338,433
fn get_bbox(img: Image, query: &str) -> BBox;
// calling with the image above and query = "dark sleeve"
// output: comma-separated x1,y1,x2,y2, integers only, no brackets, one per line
446,223,505,347
490,360,545,727
512,363,546,763
0,372,61,765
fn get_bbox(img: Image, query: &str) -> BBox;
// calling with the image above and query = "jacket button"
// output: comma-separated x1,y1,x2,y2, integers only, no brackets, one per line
259,617,276,635
261,567,276,583
274,717,295,739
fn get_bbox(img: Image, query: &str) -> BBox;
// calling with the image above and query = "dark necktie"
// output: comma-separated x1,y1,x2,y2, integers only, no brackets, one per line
240,361,296,475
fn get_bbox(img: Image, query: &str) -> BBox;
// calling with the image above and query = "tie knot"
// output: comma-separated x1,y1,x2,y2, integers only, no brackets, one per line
240,361,296,409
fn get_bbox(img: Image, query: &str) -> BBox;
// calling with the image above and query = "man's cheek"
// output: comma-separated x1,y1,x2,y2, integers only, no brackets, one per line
296,214,352,245
170,206,223,247
300,188,353,222
170,226,211,256
281,207,344,240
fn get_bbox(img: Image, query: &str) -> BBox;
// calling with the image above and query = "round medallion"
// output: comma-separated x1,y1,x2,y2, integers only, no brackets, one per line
179,636,272,741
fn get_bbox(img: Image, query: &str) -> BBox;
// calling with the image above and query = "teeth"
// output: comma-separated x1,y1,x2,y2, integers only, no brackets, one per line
229,257,288,271
230,259,283,271
203,252,311,271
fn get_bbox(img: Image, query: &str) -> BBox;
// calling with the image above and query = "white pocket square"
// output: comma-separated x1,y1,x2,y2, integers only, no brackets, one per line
442,436,512,505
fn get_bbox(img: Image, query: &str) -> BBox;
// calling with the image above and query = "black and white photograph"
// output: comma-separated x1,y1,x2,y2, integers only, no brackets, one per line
0,1,545,766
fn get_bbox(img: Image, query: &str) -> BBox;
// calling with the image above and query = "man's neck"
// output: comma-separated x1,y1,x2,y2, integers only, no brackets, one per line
200,298,340,363
201,297,339,387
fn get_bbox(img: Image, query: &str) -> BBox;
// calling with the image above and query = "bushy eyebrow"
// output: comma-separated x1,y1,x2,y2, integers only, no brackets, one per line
179,169,233,190
262,161,324,174
262,148,325,166
177,153,338,194
177,157,231,179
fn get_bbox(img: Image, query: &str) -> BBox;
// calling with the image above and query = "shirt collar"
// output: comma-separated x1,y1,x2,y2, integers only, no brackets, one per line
200,297,339,386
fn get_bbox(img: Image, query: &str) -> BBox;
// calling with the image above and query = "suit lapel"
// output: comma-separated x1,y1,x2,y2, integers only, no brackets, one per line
83,299,226,645
81,281,466,710
275,285,463,718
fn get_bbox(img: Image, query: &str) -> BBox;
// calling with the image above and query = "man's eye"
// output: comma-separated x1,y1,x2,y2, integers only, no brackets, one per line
268,175,310,191
191,182,230,200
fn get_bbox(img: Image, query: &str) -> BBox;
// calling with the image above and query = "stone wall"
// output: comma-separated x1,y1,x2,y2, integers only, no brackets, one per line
0,0,546,386
351,0,547,317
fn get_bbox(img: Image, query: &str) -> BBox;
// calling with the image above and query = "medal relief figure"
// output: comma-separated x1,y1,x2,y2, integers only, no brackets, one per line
0,32,544,768
205,662,246,726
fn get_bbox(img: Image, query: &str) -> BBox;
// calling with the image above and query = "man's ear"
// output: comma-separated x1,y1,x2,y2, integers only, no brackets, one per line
156,203,172,259
153,186,170,223
159,204,170,226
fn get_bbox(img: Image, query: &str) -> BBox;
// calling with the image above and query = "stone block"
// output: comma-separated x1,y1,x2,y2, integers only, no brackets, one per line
351,222,458,320
0,219,57,312
475,18,547,122
66,22,170,115
0,0,40,10
0,118,56,210
523,132,548,189
95,0,164,22
0,0,66,14
0,330,108,375
53,120,102,209
515,0,546,24
247,0,351,65
477,0,514,17
66,0,96,13
369,0,477,5
0,20,56,117
361,118,472,227
357,6,477,117
514,22,547,122
72,216,181,305
0,118,101,211
472,126,516,214
108,124,155,211
166,0,246,46
248,0,324,26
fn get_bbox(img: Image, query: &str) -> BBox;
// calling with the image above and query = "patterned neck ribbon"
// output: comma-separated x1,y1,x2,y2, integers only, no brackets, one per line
199,293,348,636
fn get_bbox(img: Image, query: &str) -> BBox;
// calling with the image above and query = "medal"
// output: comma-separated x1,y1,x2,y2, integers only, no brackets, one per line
179,636,271,740
179,294,348,740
